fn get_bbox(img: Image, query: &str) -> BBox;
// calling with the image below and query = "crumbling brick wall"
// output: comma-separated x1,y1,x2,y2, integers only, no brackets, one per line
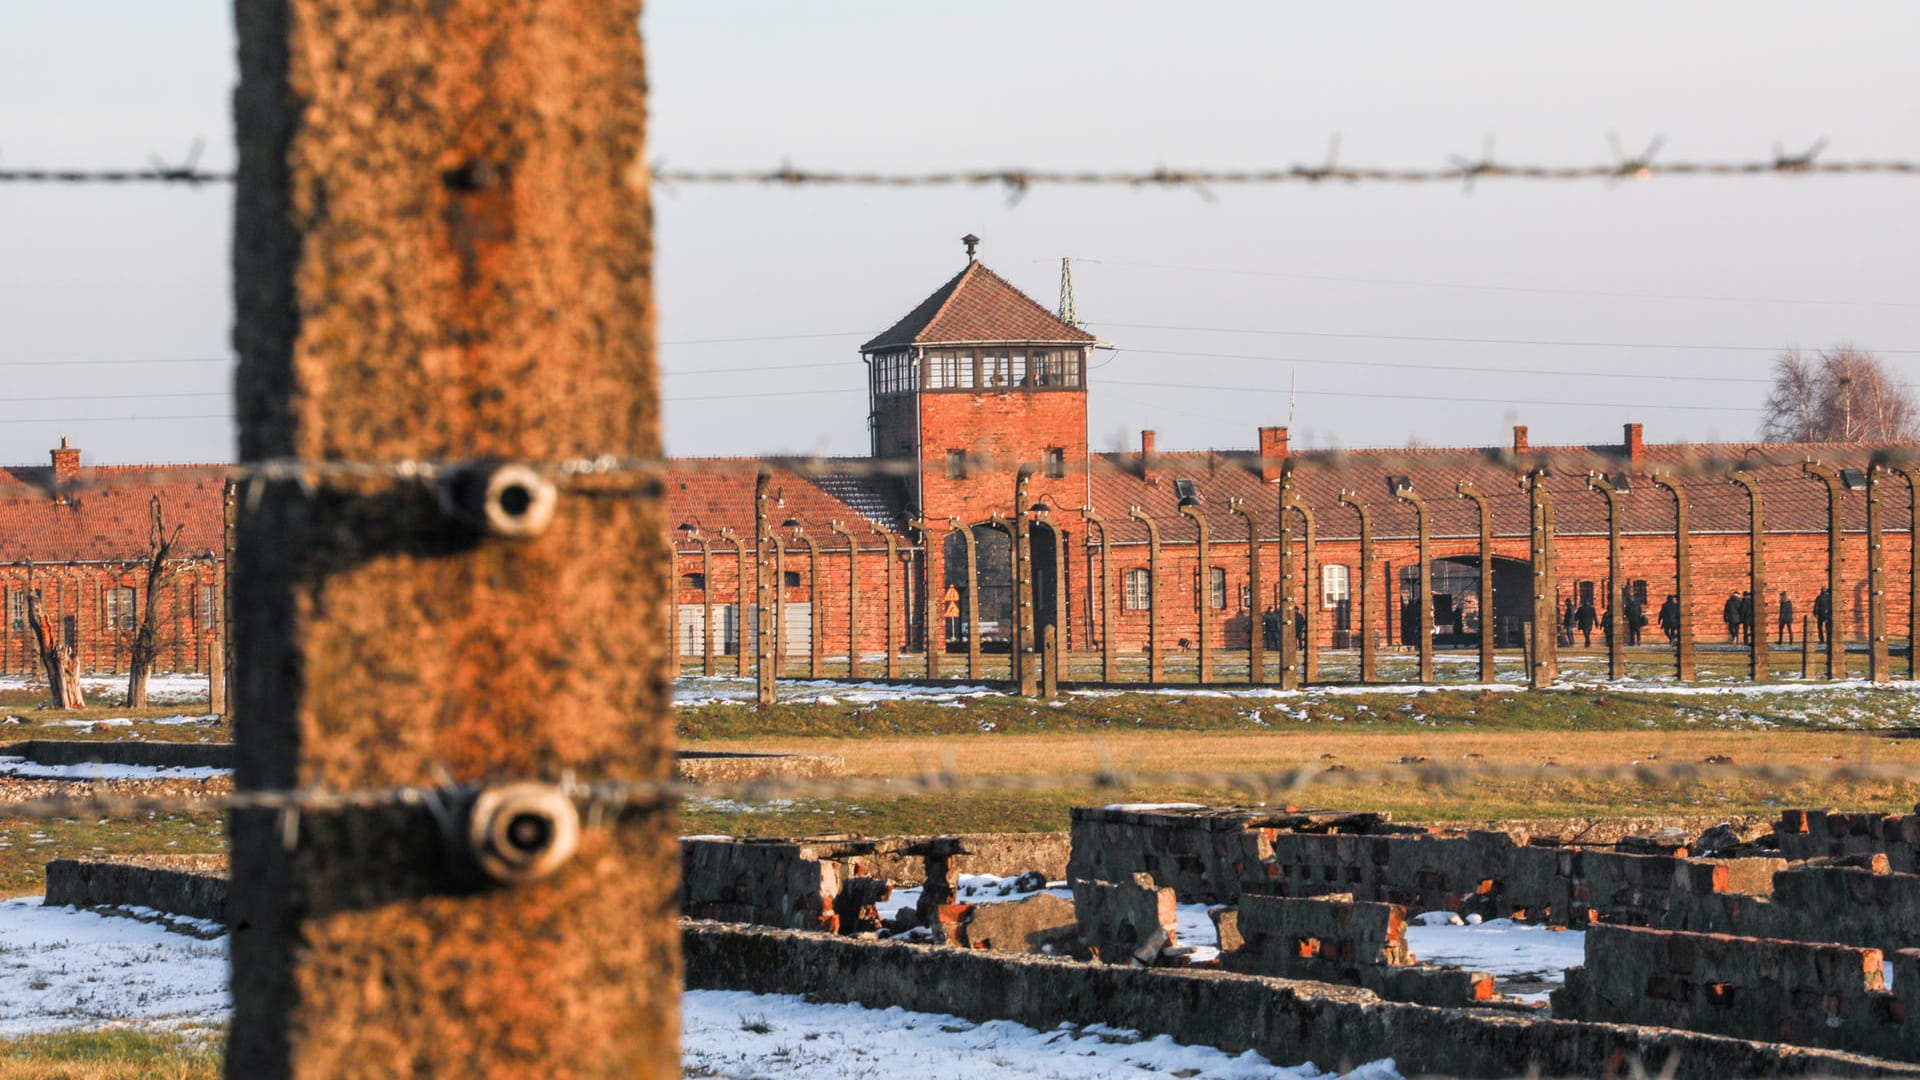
1218,894,1496,1006
1778,810,1919,874
1553,925,1920,1063
1661,862,1920,954
680,838,882,933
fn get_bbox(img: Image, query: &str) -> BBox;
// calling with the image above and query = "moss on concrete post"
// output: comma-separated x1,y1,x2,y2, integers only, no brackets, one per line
230,0,674,1074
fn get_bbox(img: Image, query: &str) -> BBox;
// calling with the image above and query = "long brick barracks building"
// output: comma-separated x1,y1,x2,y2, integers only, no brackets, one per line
0,252,1912,681
666,248,1918,676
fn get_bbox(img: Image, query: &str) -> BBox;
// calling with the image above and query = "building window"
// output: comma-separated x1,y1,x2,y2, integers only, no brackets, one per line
8,591,25,633
1123,569,1153,611
201,584,218,628
62,615,77,650
1239,584,1252,609
872,351,918,396
1630,579,1649,605
946,450,969,480
1322,564,1351,608
1207,567,1228,610
1043,447,1066,479
925,349,976,390
783,571,802,589
681,572,706,591
106,586,137,632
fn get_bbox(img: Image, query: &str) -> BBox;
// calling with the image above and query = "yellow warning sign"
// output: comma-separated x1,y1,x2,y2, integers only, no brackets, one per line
944,601,961,619
943,585,960,603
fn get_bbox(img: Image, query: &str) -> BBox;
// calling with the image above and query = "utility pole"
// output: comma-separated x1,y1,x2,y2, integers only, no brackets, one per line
229,2,674,1074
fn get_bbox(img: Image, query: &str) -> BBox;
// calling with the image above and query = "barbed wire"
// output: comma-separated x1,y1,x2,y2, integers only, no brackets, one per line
0,757,1913,824
4,142,1916,193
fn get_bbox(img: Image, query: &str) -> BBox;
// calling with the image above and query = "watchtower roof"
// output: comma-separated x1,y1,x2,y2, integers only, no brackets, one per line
861,261,1096,352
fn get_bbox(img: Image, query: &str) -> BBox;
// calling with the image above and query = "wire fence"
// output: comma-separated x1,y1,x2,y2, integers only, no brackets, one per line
4,142,1917,193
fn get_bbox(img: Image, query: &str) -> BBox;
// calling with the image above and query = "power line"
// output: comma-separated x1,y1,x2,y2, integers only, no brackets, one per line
661,332,864,346
0,413,233,426
663,361,848,377
1102,378,1763,414
1064,257,1920,310
0,392,227,403
1094,324,1920,357
670,386,862,403
1110,347,1778,386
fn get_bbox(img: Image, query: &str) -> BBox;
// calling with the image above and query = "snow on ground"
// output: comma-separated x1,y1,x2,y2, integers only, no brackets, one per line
0,898,227,1036
0,673,212,705
685,989,1397,1079
1405,916,1586,1002
675,675,997,708
0,900,1398,1076
880,874,1225,963
40,714,217,728
0,757,230,782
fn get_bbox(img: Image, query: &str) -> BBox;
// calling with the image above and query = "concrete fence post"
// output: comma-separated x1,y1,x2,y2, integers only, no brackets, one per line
755,467,776,704
1650,473,1695,682
1455,483,1495,684
772,534,787,676
1013,466,1038,696
1729,470,1769,683
1082,509,1114,684
215,478,234,721
229,0,675,1072
828,520,860,681
1393,486,1434,684
872,522,901,680
948,517,982,681
787,526,823,678
722,529,750,679
1587,474,1627,682
1227,498,1270,687
1179,503,1213,684
1290,500,1319,683
1128,506,1165,683
1523,468,1556,689
1894,465,1920,680
1867,466,1890,683
1337,491,1376,684
1803,461,1845,680
908,519,940,680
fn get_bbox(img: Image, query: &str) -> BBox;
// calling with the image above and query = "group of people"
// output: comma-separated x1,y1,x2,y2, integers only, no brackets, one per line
1259,607,1307,652
1721,587,1834,645
1558,591,1667,648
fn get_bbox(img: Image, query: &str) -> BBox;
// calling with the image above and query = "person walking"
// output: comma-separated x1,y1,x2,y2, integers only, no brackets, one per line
1561,597,1577,648
1658,594,1680,643
1814,586,1832,645
1777,591,1795,645
1575,596,1596,647
1623,589,1644,647
1738,591,1754,645
1722,591,1742,642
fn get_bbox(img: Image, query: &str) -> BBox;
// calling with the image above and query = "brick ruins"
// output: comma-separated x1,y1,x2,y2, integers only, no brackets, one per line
671,801,1920,1070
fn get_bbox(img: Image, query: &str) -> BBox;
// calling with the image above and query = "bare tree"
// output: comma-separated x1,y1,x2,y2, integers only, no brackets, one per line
126,495,185,708
1761,346,1917,442
23,563,84,709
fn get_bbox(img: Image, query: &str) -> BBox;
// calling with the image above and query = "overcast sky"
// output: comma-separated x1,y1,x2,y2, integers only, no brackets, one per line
3,2,1916,465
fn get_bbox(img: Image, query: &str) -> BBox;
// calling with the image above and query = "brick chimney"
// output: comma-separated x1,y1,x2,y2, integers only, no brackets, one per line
1511,425,1529,456
1257,426,1289,483
1139,430,1157,481
1623,422,1644,471
50,437,80,503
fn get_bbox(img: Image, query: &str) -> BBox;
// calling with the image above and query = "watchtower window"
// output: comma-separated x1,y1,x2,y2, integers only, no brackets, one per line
925,349,976,390
1029,349,1081,388
873,351,917,396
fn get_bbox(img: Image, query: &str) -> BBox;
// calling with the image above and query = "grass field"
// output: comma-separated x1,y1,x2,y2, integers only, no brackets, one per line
0,1031,217,1080
678,683,1920,835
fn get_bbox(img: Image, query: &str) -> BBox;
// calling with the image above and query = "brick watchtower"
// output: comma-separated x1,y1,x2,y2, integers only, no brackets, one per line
861,236,1098,656
860,236,1097,525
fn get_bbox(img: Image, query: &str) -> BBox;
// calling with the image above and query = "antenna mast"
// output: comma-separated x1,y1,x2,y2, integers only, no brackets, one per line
1057,257,1078,325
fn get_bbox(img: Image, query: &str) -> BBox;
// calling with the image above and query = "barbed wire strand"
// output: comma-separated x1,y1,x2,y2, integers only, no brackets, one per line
3,143,1916,192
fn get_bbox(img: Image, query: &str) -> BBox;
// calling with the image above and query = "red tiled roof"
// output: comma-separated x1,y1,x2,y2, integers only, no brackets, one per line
0,465,226,563
666,461,911,552
861,262,1097,351
1084,441,1920,545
